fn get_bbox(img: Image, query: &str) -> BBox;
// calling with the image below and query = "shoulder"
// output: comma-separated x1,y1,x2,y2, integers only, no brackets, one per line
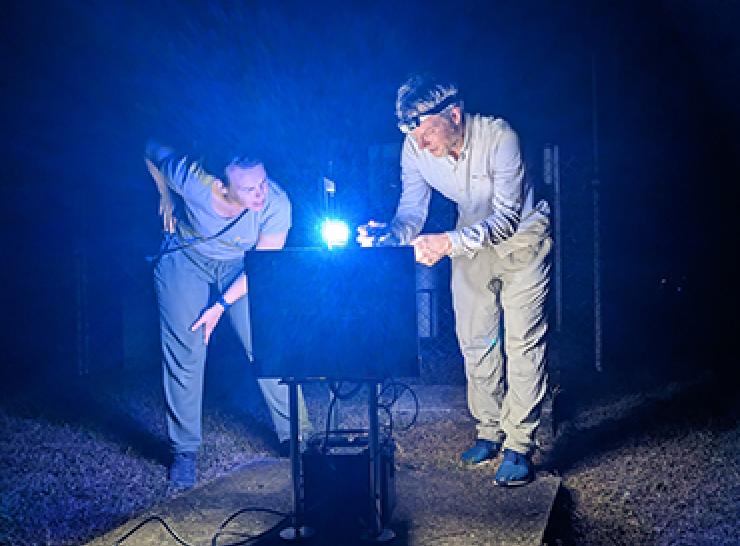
185,167,216,201
174,157,216,197
470,114,519,159
471,114,516,139
259,179,292,233
266,180,290,209
260,180,291,222
401,134,422,162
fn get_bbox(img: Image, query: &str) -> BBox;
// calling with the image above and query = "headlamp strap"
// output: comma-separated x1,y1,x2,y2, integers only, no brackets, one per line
401,92,461,130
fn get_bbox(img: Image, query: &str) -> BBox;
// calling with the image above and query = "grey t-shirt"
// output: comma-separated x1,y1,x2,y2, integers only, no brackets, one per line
158,153,291,260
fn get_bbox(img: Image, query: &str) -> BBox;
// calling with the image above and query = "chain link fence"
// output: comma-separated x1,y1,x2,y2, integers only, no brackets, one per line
541,147,599,380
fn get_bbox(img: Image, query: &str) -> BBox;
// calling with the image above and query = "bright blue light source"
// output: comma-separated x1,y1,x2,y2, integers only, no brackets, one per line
321,219,350,249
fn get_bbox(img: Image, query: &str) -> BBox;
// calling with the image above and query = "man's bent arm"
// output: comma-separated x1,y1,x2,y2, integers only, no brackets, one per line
145,141,215,196
218,231,288,306
191,231,288,344
388,137,432,244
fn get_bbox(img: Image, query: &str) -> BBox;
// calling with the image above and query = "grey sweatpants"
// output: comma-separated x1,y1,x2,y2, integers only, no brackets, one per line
451,211,551,454
154,248,310,453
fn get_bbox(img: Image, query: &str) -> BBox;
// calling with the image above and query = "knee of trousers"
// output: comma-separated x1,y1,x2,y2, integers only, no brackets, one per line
161,343,207,396
504,337,547,373
463,350,503,382
160,320,207,362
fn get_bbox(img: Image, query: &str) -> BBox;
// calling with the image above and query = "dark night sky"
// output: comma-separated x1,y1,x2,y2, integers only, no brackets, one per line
1,0,738,384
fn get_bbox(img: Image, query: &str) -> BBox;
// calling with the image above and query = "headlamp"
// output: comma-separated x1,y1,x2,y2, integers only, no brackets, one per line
397,92,461,134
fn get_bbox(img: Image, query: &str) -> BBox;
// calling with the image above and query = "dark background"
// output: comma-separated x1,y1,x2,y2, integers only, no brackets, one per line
1,0,737,391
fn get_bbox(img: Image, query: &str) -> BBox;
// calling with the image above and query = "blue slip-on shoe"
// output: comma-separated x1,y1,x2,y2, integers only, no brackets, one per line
460,439,502,464
168,451,196,490
494,448,533,487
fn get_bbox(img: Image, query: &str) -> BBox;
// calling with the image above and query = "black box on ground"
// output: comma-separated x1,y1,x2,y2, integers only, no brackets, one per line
301,439,396,537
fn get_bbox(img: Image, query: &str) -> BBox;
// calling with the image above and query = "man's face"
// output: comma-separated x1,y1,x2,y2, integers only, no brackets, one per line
410,114,458,157
225,163,269,211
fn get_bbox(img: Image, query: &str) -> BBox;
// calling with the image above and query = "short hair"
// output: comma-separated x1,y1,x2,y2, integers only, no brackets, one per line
226,156,263,171
222,157,265,186
396,74,461,130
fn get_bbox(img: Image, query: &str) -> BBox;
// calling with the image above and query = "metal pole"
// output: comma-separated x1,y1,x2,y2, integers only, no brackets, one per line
364,381,394,542
75,248,90,376
279,381,314,541
323,159,336,217
591,54,603,373
289,382,301,524
553,145,563,332
368,381,382,535
542,144,563,333
329,387,340,432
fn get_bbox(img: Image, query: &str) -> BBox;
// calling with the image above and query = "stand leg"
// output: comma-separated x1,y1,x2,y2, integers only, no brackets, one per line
363,381,394,542
330,387,340,431
280,381,314,541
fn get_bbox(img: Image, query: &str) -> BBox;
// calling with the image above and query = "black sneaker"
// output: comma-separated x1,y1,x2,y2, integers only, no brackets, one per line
168,452,196,490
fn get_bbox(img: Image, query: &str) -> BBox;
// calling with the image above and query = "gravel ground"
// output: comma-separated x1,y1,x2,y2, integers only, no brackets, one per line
542,374,739,546
0,362,737,546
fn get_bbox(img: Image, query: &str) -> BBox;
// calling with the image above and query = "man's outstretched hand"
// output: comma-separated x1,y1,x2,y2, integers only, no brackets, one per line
358,221,450,264
356,220,387,247
357,220,401,247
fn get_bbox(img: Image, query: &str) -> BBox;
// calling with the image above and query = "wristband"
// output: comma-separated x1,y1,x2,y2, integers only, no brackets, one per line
216,295,232,310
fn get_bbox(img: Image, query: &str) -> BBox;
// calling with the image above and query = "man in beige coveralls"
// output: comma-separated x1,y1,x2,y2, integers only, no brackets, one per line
359,75,551,486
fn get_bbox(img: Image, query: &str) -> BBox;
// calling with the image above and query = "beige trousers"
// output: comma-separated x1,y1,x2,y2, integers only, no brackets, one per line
451,210,551,454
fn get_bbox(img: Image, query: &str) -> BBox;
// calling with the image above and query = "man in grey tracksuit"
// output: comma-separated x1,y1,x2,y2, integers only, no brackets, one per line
145,143,310,489
359,75,551,486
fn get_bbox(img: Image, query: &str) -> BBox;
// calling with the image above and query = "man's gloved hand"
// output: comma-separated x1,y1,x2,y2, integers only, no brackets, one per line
357,220,399,247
